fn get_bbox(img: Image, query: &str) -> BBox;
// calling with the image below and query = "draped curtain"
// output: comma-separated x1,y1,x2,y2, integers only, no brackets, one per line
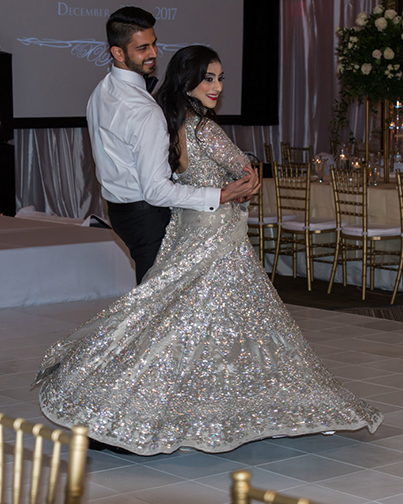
223,0,377,162
14,0,377,219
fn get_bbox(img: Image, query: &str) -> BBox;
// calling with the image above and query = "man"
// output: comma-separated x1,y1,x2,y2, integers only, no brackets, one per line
87,6,258,284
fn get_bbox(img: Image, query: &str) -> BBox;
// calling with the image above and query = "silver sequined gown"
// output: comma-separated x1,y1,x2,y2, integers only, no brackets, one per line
35,116,382,454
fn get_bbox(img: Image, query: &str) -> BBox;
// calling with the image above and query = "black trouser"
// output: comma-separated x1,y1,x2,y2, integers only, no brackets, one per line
107,201,171,284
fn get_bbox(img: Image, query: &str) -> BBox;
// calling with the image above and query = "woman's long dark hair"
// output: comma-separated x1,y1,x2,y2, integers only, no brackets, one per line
156,45,221,172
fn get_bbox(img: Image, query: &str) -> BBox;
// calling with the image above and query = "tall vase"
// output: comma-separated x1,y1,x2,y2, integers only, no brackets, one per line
383,99,391,183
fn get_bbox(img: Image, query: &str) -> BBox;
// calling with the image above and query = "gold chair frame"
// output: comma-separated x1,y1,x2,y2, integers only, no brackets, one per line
0,414,88,504
231,470,322,504
264,143,274,166
328,166,403,303
247,161,278,269
271,162,336,291
281,143,313,166
280,142,290,165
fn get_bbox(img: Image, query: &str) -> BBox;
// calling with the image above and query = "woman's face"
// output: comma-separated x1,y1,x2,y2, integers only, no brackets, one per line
189,61,224,109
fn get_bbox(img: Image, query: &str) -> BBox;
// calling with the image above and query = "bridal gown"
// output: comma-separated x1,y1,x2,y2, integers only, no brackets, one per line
35,116,382,455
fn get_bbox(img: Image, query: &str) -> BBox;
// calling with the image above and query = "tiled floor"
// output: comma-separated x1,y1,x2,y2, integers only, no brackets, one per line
1,298,403,504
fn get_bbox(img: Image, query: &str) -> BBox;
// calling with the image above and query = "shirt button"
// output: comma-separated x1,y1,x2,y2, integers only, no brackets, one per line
209,207,214,211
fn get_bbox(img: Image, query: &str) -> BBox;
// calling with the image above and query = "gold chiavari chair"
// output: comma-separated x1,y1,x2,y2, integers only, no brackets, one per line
247,161,296,269
328,166,403,303
281,143,313,166
231,470,323,504
271,162,338,291
0,413,88,504
247,161,277,269
280,142,290,165
264,143,274,166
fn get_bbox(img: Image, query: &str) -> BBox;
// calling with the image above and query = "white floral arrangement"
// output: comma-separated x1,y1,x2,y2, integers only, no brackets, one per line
331,1,403,148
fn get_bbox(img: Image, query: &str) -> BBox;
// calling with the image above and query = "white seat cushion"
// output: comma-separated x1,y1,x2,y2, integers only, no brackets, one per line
282,217,339,232
342,224,401,237
248,212,296,225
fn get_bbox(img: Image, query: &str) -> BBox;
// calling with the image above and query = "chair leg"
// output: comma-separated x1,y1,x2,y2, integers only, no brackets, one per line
328,231,340,294
391,238,403,305
271,226,282,283
292,234,297,278
342,239,347,287
309,233,314,282
305,230,312,291
369,240,375,291
362,237,368,300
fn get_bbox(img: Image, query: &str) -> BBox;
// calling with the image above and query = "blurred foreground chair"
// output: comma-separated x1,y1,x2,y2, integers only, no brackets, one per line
328,167,403,303
271,162,338,290
231,470,323,504
247,161,295,269
281,142,313,166
0,413,88,504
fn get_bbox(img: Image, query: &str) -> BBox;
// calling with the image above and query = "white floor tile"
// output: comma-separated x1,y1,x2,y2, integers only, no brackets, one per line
143,452,245,480
88,465,185,493
132,481,229,504
319,443,403,468
319,469,403,500
382,409,403,429
258,453,362,483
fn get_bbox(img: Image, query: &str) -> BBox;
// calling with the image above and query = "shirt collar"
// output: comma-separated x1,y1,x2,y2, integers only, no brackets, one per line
111,65,147,90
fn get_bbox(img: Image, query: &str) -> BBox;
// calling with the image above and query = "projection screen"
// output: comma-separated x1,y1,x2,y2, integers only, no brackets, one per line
0,0,244,125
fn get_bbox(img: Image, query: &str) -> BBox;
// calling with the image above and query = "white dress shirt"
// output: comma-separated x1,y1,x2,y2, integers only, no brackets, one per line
87,65,220,212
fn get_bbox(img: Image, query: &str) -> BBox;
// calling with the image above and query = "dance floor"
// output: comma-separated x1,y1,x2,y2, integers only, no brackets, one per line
1,297,403,504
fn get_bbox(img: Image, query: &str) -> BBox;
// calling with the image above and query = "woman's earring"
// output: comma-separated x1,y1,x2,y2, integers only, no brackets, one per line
186,91,192,97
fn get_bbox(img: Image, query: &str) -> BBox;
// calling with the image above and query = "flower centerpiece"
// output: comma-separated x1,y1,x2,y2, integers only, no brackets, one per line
331,1,403,150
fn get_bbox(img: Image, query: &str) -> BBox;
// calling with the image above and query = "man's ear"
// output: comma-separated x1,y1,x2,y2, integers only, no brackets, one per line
110,46,125,63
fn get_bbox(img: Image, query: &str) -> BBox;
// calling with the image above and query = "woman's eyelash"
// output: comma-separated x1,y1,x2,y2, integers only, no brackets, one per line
204,76,225,82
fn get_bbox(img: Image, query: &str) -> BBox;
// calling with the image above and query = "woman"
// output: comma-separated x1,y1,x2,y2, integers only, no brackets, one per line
34,46,382,455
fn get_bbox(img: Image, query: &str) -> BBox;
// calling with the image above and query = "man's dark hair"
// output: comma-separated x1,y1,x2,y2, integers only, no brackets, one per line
107,7,156,49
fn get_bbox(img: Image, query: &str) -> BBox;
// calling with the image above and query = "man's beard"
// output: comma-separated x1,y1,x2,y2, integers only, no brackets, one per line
123,51,155,76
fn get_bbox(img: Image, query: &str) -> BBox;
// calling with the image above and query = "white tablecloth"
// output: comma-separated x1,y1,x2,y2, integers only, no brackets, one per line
0,216,137,308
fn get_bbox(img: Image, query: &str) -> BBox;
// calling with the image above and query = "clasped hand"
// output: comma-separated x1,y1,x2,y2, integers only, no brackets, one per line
220,165,260,204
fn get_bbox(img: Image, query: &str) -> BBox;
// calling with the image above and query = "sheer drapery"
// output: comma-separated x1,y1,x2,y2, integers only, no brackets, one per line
15,126,106,218
223,0,377,162
14,0,377,218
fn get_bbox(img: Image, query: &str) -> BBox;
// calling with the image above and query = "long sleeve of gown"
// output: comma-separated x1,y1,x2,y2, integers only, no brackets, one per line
193,119,250,181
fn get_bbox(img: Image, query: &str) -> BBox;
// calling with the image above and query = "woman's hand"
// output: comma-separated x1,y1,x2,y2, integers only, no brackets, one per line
220,165,260,204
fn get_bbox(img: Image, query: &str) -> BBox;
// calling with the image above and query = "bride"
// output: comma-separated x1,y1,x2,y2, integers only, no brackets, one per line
34,45,382,455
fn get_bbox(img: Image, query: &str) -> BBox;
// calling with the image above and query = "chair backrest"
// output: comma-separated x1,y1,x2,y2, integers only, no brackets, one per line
264,143,274,165
231,470,323,504
0,413,88,504
396,170,403,232
248,161,264,220
281,143,313,165
330,166,367,232
280,142,290,164
273,162,311,226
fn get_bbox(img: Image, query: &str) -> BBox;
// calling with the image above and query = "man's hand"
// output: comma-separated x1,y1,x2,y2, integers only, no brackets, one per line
220,165,260,204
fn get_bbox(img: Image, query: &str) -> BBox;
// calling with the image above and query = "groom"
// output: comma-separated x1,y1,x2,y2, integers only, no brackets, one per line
87,6,258,284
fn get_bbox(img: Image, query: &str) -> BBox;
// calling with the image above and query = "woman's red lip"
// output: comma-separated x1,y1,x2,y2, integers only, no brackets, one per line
207,96,218,100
